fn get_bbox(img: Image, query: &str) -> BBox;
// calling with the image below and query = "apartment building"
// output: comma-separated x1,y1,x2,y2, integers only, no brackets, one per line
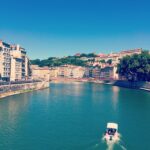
100,66,118,80
71,67,85,78
0,40,30,81
49,68,59,79
95,48,142,66
84,67,101,78
10,44,30,81
57,65,85,78
58,66,68,77
0,41,11,81
31,65,50,81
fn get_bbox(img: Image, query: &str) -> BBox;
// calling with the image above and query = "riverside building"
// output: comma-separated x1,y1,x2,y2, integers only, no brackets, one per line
0,41,11,81
0,40,30,81
95,48,142,66
31,65,50,81
10,44,30,81
57,65,85,78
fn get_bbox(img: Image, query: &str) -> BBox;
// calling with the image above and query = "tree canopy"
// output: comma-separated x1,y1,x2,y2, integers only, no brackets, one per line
117,51,150,81
31,53,98,67
99,59,106,63
107,59,112,65
31,56,87,67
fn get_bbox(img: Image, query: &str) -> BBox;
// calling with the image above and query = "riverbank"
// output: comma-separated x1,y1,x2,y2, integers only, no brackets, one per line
50,77,104,84
50,78,150,92
0,81,49,99
113,80,150,92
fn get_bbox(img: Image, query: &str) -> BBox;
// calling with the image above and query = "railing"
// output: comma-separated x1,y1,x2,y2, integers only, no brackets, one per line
0,80,44,94
0,80,42,86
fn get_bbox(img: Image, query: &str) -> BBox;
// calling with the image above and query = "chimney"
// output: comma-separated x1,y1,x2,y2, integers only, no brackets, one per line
16,44,20,50
0,40,2,46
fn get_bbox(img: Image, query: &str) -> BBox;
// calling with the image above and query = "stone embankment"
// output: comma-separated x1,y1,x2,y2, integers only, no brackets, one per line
50,77,105,83
114,80,150,91
0,81,49,99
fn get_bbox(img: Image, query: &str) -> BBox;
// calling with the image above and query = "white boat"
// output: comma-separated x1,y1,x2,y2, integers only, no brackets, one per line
104,123,119,142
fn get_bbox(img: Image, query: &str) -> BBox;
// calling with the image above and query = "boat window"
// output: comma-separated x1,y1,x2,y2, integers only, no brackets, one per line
107,128,116,135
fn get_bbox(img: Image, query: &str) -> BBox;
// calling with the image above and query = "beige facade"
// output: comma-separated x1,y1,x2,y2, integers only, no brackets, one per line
10,57,22,81
0,41,11,81
71,67,85,78
100,66,118,80
95,48,142,66
0,40,30,81
10,46,22,81
10,44,30,81
84,67,101,78
57,65,85,78
49,68,59,79
31,65,50,81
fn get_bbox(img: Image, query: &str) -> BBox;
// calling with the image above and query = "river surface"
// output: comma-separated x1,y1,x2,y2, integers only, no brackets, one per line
0,83,150,150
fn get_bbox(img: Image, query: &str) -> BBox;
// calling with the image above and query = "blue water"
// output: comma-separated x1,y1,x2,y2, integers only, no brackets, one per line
0,83,150,150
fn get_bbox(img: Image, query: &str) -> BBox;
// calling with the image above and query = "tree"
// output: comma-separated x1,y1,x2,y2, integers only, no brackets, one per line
80,53,87,57
31,55,87,67
87,53,97,58
30,59,41,65
107,59,112,65
117,51,150,81
99,59,105,63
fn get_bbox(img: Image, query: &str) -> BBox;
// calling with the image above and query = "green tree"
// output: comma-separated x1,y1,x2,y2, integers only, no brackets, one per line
31,55,87,67
99,59,105,63
80,53,87,57
107,59,112,65
117,51,150,81
30,59,41,65
87,53,97,58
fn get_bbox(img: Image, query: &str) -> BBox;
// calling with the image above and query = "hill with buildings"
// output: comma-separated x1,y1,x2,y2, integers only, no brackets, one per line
31,48,150,82
31,49,143,67
1,39,149,83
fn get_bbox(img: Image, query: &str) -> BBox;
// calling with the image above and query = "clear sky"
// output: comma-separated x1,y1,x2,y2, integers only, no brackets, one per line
0,0,150,59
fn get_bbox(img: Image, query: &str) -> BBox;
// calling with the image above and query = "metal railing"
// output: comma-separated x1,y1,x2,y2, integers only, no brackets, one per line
0,80,42,86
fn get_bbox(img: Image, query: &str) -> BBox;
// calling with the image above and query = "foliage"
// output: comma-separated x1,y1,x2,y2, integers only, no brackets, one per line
80,53,97,58
31,53,98,67
31,56,87,67
117,51,150,81
99,59,106,63
31,59,41,65
107,59,112,65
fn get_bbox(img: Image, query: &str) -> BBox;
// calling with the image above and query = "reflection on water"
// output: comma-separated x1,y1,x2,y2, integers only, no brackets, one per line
112,86,120,111
0,94,28,125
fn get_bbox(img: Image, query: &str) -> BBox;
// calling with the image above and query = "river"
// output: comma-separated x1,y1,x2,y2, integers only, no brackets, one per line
0,83,150,150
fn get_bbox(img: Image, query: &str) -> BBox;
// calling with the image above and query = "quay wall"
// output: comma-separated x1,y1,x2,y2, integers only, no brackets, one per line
0,81,49,99
114,80,150,91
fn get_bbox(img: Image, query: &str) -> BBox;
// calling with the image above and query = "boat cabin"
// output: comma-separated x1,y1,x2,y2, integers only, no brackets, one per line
106,123,118,135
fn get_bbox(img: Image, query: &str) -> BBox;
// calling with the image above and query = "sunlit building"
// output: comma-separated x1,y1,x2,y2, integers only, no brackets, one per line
57,65,85,78
31,65,50,81
0,40,31,81
100,66,118,80
0,40,11,81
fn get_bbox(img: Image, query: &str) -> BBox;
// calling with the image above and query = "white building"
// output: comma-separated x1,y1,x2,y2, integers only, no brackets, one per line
57,65,85,78
0,41,11,81
0,40,30,81
11,44,30,81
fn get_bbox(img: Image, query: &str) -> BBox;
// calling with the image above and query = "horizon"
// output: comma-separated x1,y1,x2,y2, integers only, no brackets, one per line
0,0,150,59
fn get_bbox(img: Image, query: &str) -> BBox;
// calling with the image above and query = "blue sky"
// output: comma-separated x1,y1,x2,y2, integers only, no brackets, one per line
0,0,150,59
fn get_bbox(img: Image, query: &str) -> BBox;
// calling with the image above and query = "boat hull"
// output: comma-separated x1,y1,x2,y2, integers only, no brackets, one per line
104,133,119,143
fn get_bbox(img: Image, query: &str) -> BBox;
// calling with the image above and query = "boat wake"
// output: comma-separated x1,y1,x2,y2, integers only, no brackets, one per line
102,133,127,150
